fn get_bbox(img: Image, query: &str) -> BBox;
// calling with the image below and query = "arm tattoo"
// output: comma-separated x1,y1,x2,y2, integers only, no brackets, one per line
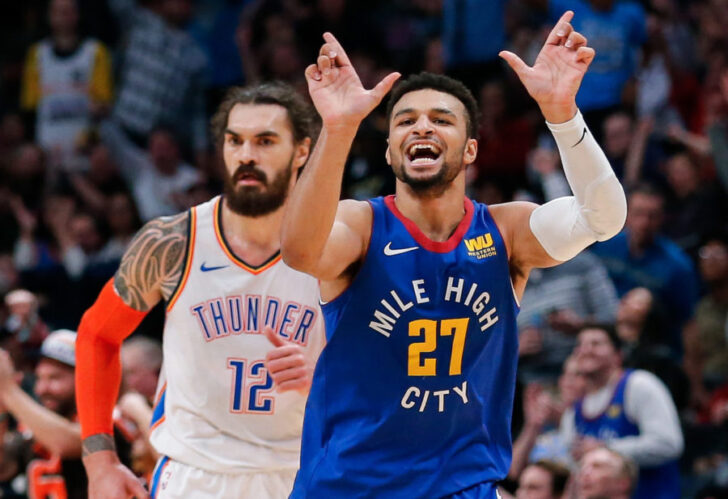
114,211,189,311
82,434,116,456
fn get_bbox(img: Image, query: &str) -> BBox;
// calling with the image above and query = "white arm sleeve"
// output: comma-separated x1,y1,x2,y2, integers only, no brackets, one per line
530,111,627,261
608,370,684,466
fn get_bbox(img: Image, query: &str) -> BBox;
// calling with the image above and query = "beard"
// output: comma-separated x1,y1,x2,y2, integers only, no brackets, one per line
223,158,293,217
41,394,76,419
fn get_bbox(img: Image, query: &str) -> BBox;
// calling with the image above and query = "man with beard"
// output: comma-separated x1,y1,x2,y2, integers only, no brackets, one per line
281,12,627,498
75,82,325,498
0,329,132,498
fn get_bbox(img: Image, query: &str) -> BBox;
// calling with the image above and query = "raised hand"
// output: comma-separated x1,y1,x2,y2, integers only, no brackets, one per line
500,11,595,123
305,32,400,130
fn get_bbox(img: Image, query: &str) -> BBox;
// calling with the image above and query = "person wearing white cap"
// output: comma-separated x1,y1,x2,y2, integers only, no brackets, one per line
0,330,131,498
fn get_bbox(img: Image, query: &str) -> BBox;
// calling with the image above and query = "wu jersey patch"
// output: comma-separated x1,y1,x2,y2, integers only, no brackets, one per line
464,233,497,260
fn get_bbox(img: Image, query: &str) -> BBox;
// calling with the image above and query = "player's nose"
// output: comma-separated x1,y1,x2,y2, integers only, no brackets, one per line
237,141,258,163
412,114,434,135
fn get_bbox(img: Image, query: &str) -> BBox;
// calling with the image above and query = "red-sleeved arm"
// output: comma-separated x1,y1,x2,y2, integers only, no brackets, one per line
76,279,148,438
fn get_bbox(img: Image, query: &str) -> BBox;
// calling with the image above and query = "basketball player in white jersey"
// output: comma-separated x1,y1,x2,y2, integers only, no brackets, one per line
75,82,325,498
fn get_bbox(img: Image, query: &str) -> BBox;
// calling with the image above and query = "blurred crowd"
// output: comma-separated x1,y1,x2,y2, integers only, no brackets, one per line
0,0,727,497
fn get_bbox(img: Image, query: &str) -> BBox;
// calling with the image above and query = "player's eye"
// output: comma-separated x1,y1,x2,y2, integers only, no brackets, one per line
227,136,241,145
398,118,414,126
434,118,451,125
259,137,274,146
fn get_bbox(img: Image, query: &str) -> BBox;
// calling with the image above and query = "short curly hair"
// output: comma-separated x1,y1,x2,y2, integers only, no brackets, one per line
210,82,318,147
385,72,480,139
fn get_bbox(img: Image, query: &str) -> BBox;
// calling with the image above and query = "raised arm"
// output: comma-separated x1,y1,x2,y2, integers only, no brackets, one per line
77,212,188,499
495,12,626,292
281,33,399,288
0,351,81,458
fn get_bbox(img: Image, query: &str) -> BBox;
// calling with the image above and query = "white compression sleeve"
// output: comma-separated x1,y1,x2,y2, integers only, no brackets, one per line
529,111,627,261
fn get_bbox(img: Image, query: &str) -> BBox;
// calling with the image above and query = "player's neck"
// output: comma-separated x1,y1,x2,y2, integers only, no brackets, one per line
220,199,283,264
394,176,467,242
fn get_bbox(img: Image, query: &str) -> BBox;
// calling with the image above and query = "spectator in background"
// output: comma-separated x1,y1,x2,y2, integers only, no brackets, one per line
517,250,619,381
118,337,163,483
561,325,683,499
529,0,647,137
14,194,106,282
574,447,637,499
20,0,113,170
1,289,49,374
6,144,47,211
441,0,507,91
616,287,690,411
97,192,140,264
121,336,162,405
515,460,570,499
100,120,202,221
684,235,728,411
590,183,699,357
108,0,208,165
600,111,664,187
509,356,585,479
707,65,728,195
0,330,131,498
67,142,129,219
474,78,536,191
662,151,724,258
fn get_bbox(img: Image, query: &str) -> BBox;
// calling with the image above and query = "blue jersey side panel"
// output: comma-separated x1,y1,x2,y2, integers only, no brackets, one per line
293,196,520,498
575,370,680,499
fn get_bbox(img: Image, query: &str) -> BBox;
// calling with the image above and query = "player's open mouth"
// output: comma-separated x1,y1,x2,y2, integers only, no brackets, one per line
406,142,442,166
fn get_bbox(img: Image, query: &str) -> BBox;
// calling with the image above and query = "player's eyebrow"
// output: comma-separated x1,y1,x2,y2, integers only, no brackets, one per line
224,129,281,138
393,107,457,118
430,107,457,117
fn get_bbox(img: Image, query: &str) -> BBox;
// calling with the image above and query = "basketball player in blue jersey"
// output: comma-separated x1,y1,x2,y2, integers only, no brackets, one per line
281,11,627,498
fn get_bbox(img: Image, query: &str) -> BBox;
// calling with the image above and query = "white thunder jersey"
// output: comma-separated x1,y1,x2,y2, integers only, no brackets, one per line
149,196,325,473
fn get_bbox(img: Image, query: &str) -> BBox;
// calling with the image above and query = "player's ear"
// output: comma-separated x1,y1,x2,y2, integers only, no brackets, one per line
293,137,312,170
385,140,392,165
463,138,477,165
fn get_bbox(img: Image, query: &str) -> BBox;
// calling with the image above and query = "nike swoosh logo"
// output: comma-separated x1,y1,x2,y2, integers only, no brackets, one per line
200,262,230,272
572,127,588,147
383,242,419,256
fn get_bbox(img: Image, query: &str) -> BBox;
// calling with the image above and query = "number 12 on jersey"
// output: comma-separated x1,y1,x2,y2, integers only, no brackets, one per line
408,318,470,376
227,358,275,414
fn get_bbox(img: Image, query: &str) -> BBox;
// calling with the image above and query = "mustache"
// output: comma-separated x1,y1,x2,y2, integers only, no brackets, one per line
232,163,267,184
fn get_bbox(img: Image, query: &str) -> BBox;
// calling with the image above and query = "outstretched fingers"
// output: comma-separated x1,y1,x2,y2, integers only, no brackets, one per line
322,32,352,67
369,72,402,102
499,50,530,80
546,10,574,46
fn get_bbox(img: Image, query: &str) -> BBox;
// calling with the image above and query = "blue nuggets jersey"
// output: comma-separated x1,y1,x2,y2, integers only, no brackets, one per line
292,196,520,498
574,370,680,499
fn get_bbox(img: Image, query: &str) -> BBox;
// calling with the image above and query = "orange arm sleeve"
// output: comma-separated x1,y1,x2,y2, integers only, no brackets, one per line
76,278,148,438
